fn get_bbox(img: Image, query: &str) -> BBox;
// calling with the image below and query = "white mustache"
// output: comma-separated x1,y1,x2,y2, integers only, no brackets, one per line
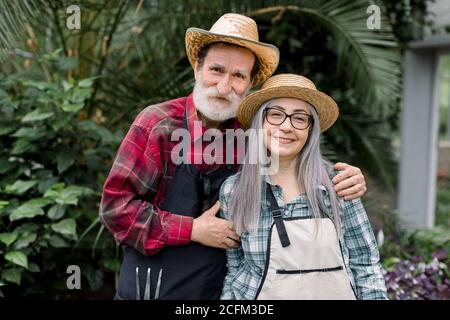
204,87,236,102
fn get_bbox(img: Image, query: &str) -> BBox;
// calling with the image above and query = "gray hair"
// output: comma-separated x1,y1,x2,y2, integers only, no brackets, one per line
228,99,342,238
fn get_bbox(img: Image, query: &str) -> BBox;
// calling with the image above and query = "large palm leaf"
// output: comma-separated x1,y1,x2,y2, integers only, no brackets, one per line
247,0,402,117
0,0,43,63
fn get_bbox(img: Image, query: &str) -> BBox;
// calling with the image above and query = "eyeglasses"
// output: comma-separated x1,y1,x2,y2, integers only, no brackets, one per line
264,107,313,130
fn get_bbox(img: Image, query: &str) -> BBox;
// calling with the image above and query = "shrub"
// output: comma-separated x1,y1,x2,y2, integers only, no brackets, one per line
380,227,449,300
0,51,122,298
383,253,449,300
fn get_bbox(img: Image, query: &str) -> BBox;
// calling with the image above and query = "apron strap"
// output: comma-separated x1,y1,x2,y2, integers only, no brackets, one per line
266,185,291,248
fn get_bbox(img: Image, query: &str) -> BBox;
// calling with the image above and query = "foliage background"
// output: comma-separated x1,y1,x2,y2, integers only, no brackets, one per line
0,0,447,299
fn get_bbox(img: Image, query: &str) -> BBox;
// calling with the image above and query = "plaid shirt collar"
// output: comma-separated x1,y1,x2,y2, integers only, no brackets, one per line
185,94,243,169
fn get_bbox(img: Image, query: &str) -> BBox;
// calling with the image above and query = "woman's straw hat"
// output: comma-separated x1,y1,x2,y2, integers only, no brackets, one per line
237,74,339,132
185,13,279,86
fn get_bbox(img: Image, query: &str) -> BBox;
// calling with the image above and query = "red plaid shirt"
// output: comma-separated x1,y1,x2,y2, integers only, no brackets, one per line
100,94,242,255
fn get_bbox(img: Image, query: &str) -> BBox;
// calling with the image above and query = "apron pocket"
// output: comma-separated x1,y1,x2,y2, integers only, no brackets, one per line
276,266,343,274
271,266,355,300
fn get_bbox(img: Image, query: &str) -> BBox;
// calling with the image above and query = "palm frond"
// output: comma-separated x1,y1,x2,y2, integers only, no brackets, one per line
329,114,398,188
248,0,402,117
0,0,43,63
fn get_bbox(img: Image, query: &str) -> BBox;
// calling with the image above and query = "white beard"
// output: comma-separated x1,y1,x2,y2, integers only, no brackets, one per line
192,74,248,122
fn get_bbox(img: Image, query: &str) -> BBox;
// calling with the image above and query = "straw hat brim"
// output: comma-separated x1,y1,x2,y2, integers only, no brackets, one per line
237,86,339,132
185,27,279,86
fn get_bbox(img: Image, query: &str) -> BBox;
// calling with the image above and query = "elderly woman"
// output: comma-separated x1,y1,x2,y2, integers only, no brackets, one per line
219,74,387,300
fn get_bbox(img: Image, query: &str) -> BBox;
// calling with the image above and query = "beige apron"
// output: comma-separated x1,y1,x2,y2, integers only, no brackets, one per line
256,188,356,300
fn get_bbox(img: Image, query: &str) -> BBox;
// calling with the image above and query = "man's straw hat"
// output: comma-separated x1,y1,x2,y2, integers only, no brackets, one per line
237,74,339,132
185,13,279,86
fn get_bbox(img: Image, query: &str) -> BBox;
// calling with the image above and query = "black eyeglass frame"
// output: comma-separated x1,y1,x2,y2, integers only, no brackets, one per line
263,107,314,130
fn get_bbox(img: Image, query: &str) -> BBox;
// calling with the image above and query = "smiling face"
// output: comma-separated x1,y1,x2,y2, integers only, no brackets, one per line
263,97,313,162
193,43,255,122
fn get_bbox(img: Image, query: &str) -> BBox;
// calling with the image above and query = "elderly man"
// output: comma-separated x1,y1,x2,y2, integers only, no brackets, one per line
100,13,367,300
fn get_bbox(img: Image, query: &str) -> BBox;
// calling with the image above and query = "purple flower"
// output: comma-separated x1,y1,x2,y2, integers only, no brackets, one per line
383,252,450,300
432,249,447,261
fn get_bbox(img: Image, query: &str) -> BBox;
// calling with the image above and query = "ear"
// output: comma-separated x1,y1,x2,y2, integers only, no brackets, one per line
194,61,200,81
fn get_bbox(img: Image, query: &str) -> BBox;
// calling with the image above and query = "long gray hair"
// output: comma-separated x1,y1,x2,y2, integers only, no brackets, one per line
228,99,342,237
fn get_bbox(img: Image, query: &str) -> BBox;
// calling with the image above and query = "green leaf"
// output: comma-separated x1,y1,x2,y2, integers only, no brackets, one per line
383,257,401,269
37,240,48,248
26,198,52,207
39,49,63,62
0,201,10,210
58,56,79,71
56,151,75,173
23,80,57,91
49,234,70,248
10,201,45,221
62,80,74,91
43,182,66,194
61,102,85,113
51,218,77,237
12,127,45,139
11,139,36,154
44,185,92,205
50,116,71,131
38,177,59,194
11,127,35,138
0,127,15,136
0,159,15,174
78,77,97,88
1,268,21,285
11,223,39,234
5,251,28,269
28,263,40,273
37,95,53,104
78,120,97,131
47,204,66,220
85,268,103,290
0,232,18,246
96,127,119,145
101,258,121,273
78,120,120,144
21,109,54,122
13,232,37,250
4,180,37,195
69,87,92,103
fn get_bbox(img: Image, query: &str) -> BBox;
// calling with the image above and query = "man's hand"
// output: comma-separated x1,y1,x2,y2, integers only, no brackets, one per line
332,162,367,200
191,201,240,249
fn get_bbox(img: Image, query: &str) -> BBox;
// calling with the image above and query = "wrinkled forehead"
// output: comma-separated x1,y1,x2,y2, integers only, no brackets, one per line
205,42,256,59
203,43,255,69
268,97,312,113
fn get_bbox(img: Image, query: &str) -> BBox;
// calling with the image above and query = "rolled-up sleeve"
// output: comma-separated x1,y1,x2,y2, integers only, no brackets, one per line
99,122,192,256
342,199,388,300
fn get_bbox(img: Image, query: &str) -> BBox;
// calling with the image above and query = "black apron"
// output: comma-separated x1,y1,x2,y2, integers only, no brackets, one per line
115,106,237,300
